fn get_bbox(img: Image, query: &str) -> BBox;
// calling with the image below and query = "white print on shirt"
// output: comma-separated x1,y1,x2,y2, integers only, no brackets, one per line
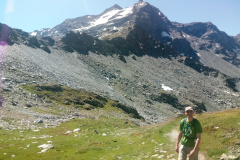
184,126,192,136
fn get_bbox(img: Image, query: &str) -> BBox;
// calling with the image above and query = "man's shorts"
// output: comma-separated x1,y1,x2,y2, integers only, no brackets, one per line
178,144,199,160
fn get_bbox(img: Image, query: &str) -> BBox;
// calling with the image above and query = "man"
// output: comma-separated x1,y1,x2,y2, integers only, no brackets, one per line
175,106,202,160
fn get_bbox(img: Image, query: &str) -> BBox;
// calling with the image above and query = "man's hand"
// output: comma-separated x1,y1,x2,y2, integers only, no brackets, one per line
189,149,195,157
175,145,179,153
189,133,201,157
175,131,182,153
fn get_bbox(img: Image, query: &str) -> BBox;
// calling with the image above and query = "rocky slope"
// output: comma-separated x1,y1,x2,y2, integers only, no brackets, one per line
0,1,240,128
1,43,240,126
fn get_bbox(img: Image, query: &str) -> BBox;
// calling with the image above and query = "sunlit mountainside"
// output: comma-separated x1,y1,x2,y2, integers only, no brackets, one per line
0,0,239,128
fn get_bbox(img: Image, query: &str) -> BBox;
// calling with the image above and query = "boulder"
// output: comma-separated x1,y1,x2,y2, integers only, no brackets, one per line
38,144,54,153
220,153,239,160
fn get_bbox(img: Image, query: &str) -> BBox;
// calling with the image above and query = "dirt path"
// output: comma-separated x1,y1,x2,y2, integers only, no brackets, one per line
167,129,207,160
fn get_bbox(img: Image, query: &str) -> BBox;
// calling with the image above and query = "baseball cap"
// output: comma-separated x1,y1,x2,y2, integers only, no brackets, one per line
185,106,193,112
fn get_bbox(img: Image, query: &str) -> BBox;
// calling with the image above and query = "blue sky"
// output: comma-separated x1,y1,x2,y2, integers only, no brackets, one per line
0,0,239,36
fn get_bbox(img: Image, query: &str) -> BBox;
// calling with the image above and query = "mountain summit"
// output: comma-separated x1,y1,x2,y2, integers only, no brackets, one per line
30,1,240,70
31,1,171,40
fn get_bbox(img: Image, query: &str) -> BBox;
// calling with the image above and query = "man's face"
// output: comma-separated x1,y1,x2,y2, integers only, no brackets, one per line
185,110,194,117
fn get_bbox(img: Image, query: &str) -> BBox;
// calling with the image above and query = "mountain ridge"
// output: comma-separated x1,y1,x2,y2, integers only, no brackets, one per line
29,1,240,69
0,1,240,125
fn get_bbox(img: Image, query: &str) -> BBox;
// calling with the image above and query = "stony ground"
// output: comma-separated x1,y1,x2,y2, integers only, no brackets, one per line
1,44,240,128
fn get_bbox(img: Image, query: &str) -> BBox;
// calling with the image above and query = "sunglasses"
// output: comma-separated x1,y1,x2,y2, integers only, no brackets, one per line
186,110,193,113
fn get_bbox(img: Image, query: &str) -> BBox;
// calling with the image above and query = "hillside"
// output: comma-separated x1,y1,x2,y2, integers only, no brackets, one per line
1,43,239,125
1,1,240,160
0,91,240,160
1,32,240,122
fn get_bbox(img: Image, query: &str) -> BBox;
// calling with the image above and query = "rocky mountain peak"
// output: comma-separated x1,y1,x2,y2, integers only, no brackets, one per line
174,22,219,38
30,1,172,40
128,1,171,42
134,0,149,7
101,4,123,14
6,1,240,69
132,0,157,14
235,33,240,43
132,0,165,17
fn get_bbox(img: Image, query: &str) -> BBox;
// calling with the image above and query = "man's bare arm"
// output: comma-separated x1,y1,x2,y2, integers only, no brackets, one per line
175,130,183,153
189,133,201,157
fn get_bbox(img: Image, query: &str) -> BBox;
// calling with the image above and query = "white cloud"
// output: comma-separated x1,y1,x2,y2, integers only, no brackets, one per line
5,0,15,14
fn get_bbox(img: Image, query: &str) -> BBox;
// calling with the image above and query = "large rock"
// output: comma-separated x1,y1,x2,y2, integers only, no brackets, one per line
38,144,54,153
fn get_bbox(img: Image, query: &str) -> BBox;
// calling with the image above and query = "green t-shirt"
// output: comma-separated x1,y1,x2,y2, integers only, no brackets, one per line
179,118,202,147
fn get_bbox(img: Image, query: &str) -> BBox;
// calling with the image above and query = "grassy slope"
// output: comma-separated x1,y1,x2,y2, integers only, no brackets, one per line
0,85,239,159
0,118,176,160
196,109,240,159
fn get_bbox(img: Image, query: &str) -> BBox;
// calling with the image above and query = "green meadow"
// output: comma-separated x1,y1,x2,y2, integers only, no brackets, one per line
0,85,239,159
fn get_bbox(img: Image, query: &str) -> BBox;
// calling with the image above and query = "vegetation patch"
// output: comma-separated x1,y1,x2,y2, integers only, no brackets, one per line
225,77,240,92
150,91,185,110
20,84,142,118
112,102,143,119
21,84,108,110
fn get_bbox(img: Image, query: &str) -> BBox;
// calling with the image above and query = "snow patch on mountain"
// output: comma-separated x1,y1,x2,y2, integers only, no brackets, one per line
161,84,173,91
161,31,170,38
114,7,133,20
75,6,133,32
196,53,201,57
94,9,120,26
233,48,239,54
30,32,37,36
